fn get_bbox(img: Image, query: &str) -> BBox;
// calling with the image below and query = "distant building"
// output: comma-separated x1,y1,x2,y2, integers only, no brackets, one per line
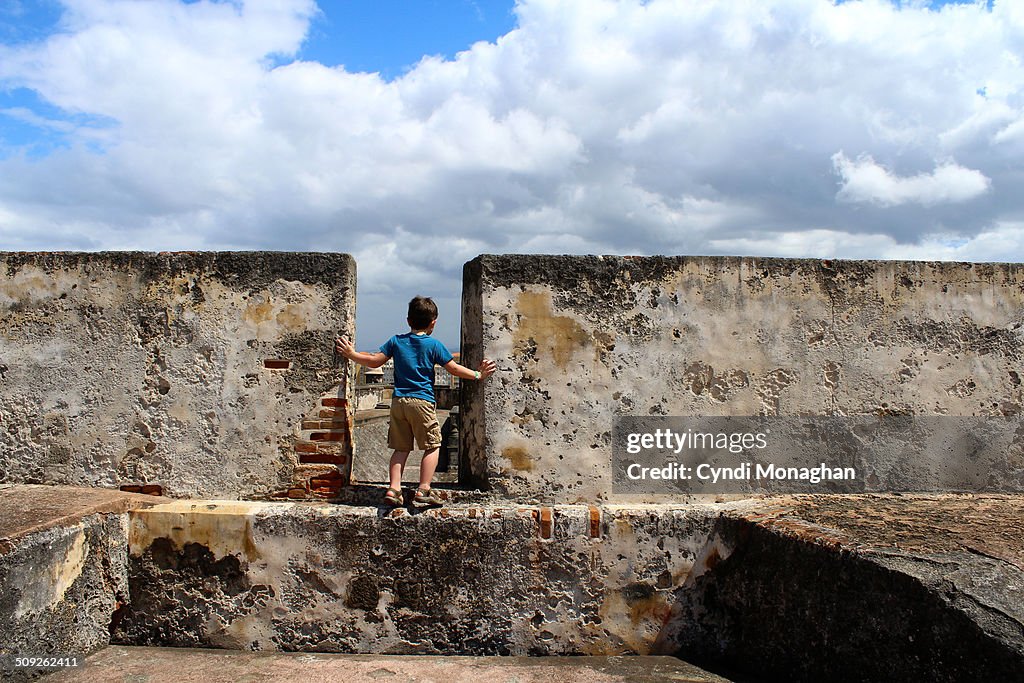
435,352,460,388
353,352,459,389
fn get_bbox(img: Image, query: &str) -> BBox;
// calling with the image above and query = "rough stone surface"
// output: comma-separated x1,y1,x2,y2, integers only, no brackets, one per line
461,255,1024,502
0,252,356,499
0,485,163,682
6,485,1019,681
3,252,1023,682
46,647,737,683
112,499,718,656
659,493,1024,683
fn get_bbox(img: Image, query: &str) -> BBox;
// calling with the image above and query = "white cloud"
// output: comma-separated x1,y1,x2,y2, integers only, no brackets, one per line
832,152,991,207
1,107,75,132
0,0,1023,346
710,222,1024,264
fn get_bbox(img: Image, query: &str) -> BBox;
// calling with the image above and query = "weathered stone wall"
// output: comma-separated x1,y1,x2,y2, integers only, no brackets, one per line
461,255,1024,502
0,252,355,499
659,494,1024,682
0,485,162,682
113,499,716,655
5,486,1019,681
1,516,128,682
350,412,391,482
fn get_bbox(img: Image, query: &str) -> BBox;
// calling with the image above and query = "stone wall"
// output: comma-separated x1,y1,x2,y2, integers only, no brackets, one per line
0,252,355,499
0,515,129,682
460,255,1024,502
0,485,161,682
659,494,1024,682
4,485,1020,682
113,498,716,655
350,412,391,482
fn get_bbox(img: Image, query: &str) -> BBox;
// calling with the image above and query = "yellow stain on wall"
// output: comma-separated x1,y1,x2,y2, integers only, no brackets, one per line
512,291,589,370
593,585,672,655
13,526,89,619
243,299,275,325
129,501,270,562
502,445,535,472
50,529,88,608
275,304,307,331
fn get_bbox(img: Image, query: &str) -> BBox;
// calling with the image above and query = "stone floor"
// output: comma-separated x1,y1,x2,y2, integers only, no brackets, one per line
41,647,742,682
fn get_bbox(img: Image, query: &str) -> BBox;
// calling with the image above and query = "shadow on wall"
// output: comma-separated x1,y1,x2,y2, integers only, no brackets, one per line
654,497,1024,682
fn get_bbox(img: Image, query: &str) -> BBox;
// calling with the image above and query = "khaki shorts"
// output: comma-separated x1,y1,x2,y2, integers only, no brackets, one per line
387,397,442,451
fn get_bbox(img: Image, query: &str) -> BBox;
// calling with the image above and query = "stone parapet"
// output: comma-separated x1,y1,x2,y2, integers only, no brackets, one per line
4,486,1021,682
0,485,163,682
0,252,356,499
114,498,720,655
460,255,1024,502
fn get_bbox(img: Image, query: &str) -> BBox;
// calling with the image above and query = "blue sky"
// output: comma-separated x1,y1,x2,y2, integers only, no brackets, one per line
300,0,517,78
0,0,1021,348
0,0,518,150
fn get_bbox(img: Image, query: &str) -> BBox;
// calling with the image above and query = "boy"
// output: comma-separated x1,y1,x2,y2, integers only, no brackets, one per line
335,296,496,507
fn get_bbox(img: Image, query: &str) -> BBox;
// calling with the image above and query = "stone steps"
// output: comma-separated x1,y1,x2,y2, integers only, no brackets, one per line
269,389,352,501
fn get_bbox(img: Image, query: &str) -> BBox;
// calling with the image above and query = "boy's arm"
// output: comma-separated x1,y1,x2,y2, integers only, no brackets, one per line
444,357,497,381
334,336,388,368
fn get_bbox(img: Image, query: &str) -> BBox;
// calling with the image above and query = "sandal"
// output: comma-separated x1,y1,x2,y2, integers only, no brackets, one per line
382,487,404,506
412,487,444,508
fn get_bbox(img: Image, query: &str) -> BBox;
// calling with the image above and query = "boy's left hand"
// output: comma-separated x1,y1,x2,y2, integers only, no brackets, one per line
334,335,355,358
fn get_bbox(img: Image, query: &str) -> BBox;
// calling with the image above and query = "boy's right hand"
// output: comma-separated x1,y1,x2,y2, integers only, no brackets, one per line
478,358,497,380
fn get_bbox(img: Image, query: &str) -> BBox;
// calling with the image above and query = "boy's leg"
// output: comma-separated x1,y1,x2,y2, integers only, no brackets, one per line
418,447,439,490
413,447,444,507
403,399,445,506
389,450,410,491
407,400,441,490
386,399,415,497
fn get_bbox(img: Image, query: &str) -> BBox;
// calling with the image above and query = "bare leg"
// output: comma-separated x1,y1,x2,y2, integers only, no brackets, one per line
389,450,410,491
418,447,440,490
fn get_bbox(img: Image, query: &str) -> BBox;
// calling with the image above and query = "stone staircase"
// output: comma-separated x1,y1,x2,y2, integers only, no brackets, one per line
269,389,352,501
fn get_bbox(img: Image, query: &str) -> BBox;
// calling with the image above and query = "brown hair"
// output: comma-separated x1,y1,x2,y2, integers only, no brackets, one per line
407,296,438,330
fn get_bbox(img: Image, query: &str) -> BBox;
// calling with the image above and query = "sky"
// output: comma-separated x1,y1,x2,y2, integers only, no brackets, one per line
0,0,1021,349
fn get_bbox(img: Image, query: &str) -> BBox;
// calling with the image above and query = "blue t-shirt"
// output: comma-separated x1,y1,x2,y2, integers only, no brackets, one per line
379,333,454,403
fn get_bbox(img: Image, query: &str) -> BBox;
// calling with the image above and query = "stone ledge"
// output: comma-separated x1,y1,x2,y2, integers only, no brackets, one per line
5,486,1022,681
0,486,152,682
0,484,165,551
